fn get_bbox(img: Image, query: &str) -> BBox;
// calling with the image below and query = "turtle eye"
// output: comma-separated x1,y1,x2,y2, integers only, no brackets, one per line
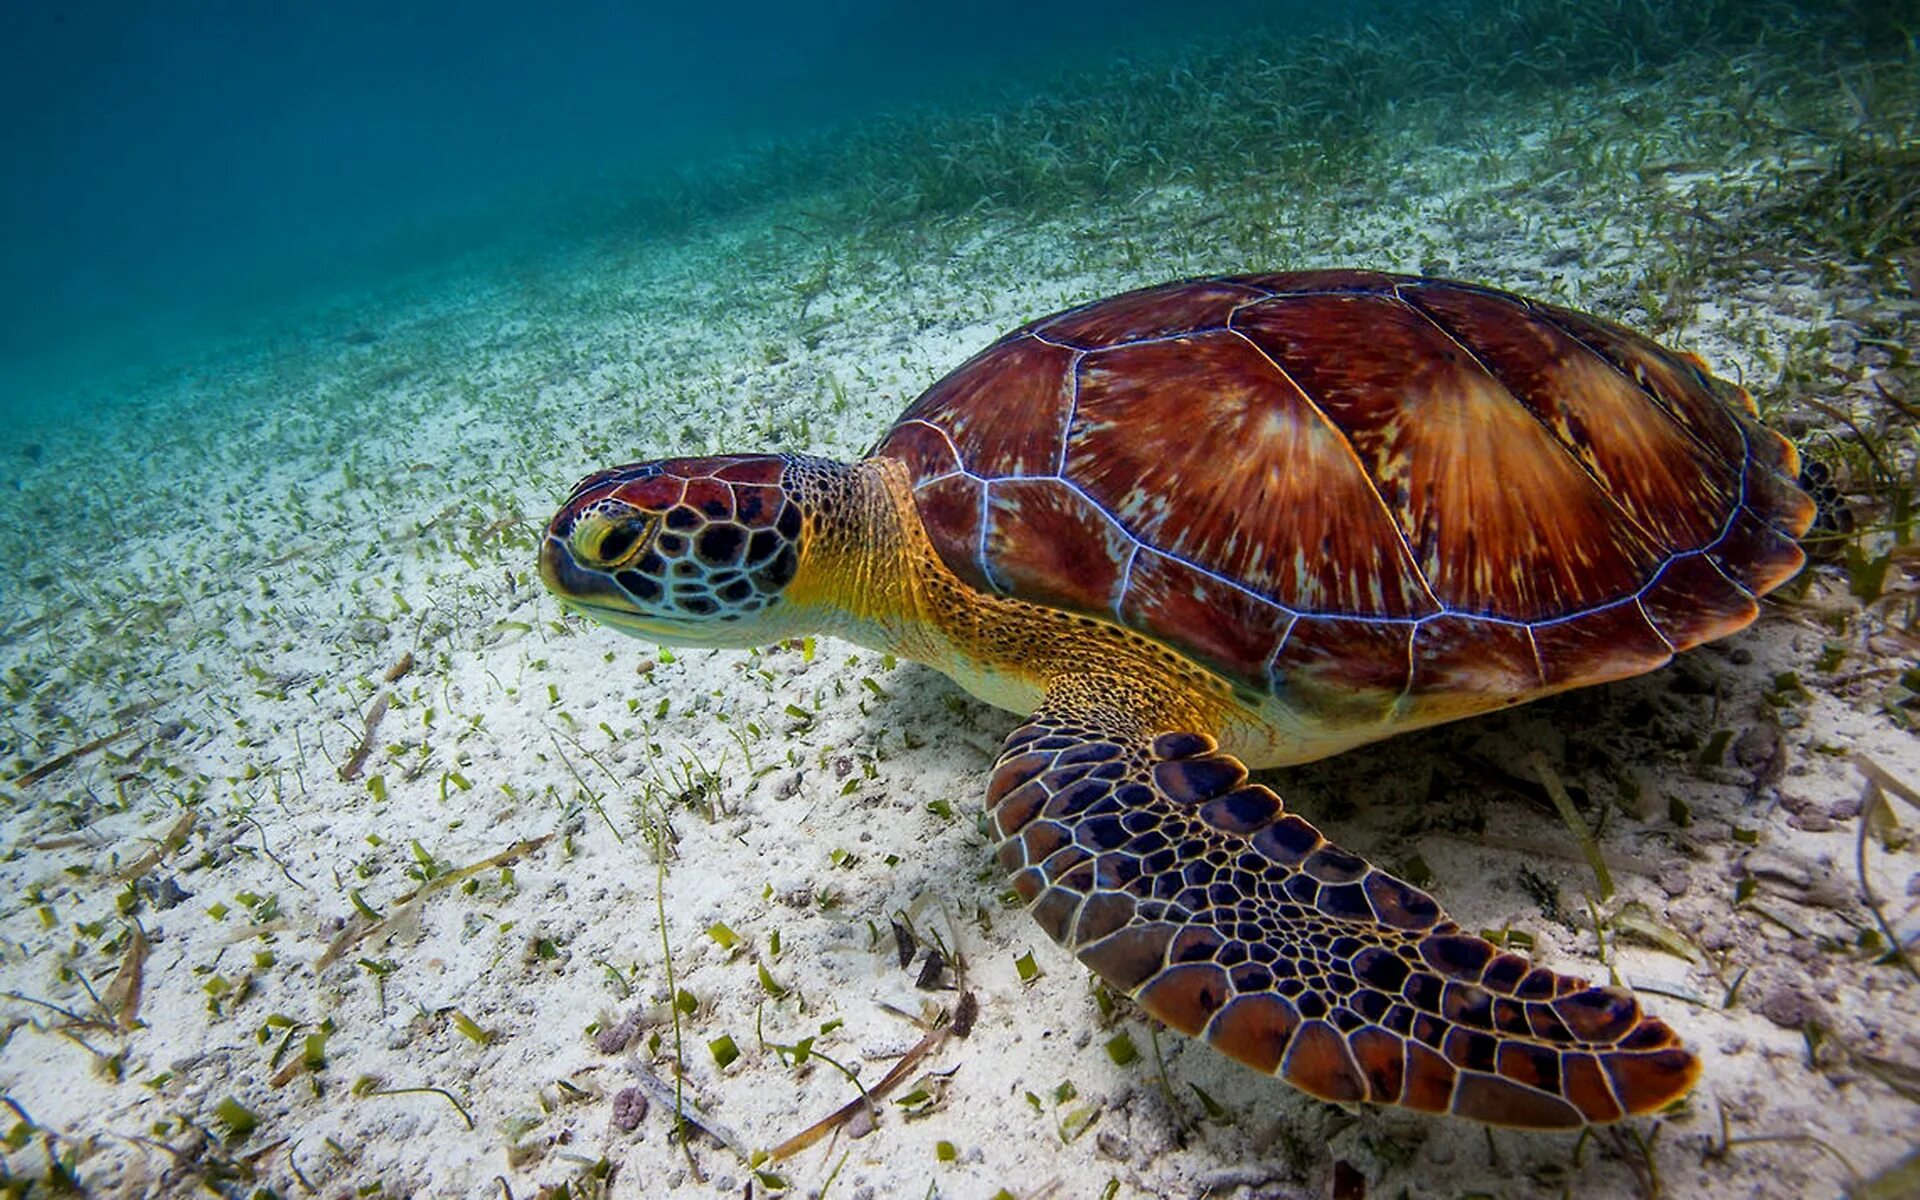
597,523,640,563
574,512,652,568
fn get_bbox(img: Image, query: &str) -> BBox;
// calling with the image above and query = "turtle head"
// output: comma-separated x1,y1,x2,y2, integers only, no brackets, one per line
540,455,807,647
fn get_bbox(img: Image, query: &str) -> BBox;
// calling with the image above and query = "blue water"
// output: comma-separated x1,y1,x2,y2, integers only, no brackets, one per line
0,1,1289,414
3,0,1904,423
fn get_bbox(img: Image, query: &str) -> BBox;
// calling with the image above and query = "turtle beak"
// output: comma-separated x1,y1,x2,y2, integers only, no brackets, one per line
539,529,635,617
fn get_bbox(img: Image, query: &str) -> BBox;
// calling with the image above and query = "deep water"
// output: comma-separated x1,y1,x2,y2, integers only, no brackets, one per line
0,0,1291,421
0,0,1906,424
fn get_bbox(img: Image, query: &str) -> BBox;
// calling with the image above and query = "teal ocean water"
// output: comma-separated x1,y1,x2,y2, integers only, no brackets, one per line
0,0,1264,419
7,1,1906,421
0,2,1914,1196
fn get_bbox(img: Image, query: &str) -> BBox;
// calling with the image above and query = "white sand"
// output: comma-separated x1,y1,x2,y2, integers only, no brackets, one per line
0,64,1915,1200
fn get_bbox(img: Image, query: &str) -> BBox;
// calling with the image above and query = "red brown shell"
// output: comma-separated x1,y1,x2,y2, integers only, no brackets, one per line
872,271,1815,710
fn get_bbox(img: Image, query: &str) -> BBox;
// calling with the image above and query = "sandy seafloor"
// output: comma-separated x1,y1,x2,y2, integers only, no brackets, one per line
1,48,1917,1200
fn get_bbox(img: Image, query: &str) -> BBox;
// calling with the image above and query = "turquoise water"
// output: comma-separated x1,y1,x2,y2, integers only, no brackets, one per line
0,0,1276,417
12,1,1904,420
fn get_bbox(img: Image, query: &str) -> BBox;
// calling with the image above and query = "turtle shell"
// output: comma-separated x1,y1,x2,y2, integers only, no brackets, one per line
871,271,1815,723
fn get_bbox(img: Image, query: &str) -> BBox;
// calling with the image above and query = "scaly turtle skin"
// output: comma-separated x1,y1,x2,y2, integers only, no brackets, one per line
540,271,1815,1129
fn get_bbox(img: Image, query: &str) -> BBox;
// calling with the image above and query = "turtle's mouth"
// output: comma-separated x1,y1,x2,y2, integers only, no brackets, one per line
554,593,727,646
539,535,639,618
540,539,702,641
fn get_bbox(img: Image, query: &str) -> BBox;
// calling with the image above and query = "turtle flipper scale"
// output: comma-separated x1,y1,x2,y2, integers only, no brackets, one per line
988,709,1700,1129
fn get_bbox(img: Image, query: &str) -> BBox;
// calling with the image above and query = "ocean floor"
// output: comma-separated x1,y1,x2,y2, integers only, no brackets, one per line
2,32,1917,1200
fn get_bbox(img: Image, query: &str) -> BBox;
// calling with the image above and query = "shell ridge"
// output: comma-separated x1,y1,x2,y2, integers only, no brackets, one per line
1523,624,1546,684
1216,275,1283,298
977,476,997,593
1522,587,1662,631
1731,424,1756,538
1226,274,1404,299
1058,326,1231,352
1389,622,1417,714
893,418,963,474
1394,285,1672,557
1701,425,1767,599
1632,596,1678,655
1056,347,1088,476
1711,422,1810,597
1114,542,1142,622
1029,473,1771,633
1260,612,1303,684
1709,431,1752,551
1222,314,1445,616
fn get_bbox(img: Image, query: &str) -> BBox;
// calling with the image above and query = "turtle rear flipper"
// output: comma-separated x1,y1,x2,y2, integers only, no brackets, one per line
1797,457,1856,562
987,691,1699,1128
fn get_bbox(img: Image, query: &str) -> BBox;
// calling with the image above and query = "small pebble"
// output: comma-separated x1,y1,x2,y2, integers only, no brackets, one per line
596,1007,644,1054
1788,809,1834,832
611,1086,648,1132
1657,863,1691,897
142,875,194,909
1732,725,1778,771
846,1105,877,1140
1759,981,1824,1029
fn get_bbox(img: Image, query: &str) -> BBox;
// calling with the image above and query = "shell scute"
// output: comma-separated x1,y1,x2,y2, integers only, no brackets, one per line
1535,302,1748,464
714,457,787,484
1639,555,1758,652
1408,615,1541,699
879,418,961,480
908,473,989,592
1708,508,1808,597
1269,617,1413,725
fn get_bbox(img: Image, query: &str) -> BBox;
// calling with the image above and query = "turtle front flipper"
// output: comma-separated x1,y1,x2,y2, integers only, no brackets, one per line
987,700,1700,1129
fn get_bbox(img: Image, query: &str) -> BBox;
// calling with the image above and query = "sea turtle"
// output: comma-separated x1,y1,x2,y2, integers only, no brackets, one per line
540,270,1814,1128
